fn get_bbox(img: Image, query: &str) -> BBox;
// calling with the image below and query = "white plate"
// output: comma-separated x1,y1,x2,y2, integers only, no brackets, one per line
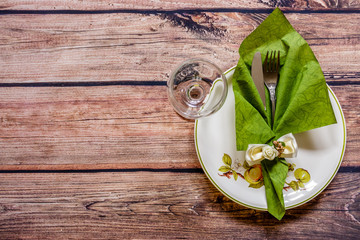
195,66,346,210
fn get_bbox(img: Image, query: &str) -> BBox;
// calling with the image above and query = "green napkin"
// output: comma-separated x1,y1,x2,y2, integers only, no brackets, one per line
261,158,288,220
232,8,337,220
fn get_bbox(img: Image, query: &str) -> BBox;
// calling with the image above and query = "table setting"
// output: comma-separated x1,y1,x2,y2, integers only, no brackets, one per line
0,2,359,239
169,8,346,220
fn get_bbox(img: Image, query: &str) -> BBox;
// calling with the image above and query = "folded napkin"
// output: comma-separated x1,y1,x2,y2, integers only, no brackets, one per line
232,8,337,220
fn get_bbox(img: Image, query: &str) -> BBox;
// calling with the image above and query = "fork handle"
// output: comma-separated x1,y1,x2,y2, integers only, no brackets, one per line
269,86,276,126
271,97,276,125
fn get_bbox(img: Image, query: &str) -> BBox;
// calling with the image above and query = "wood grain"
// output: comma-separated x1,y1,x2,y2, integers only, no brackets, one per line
0,9,358,170
0,171,359,239
0,84,357,169
0,12,359,83
0,1,359,239
0,85,196,168
1,0,359,11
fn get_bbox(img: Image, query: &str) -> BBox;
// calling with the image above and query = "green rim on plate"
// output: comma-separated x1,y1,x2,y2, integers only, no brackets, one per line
194,66,346,211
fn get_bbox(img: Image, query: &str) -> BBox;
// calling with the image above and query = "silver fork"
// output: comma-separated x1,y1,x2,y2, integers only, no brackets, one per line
263,50,280,125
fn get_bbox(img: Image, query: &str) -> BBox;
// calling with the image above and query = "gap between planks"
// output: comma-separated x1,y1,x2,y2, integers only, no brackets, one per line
0,80,358,88
0,163,202,171
0,164,358,173
1,8,360,15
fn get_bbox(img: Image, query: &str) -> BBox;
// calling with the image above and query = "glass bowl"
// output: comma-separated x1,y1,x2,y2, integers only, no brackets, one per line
167,59,228,119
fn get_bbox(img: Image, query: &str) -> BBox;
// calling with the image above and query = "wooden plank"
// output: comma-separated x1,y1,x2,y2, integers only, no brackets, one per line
1,0,359,11
0,85,358,169
0,12,359,83
0,85,196,168
0,171,359,238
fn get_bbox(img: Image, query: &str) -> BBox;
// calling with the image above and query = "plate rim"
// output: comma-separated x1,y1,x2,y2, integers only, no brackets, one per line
194,66,347,210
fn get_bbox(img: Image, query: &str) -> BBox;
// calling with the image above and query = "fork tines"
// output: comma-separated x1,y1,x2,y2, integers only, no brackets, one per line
264,50,280,73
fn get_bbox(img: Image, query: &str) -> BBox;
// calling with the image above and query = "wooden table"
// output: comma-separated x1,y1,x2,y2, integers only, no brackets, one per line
0,1,359,239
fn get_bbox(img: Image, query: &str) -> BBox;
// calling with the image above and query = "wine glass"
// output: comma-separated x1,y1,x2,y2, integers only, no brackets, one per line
167,59,228,119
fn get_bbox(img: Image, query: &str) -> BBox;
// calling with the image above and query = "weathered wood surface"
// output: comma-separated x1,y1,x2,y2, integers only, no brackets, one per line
0,13,359,83
0,172,359,239
0,1,359,239
1,10,358,170
1,0,359,11
0,85,195,169
0,12,358,170
0,85,358,169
